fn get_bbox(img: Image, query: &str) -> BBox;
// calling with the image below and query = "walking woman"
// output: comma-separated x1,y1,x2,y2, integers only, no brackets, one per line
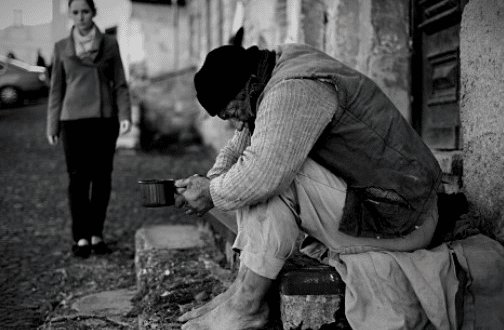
47,0,131,258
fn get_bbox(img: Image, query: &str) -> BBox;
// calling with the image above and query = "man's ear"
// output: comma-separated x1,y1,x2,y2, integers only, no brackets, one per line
229,27,244,46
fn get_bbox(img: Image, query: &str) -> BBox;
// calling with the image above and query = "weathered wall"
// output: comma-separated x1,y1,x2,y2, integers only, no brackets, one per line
241,0,410,122
460,0,504,242
138,68,201,149
242,0,279,47
323,0,410,121
130,3,192,77
131,3,200,149
245,0,410,120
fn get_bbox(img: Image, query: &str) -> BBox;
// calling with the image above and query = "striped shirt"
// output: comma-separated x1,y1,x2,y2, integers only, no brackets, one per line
208,78,338,210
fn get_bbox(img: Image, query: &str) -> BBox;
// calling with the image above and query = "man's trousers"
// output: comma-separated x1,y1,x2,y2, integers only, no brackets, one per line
233,158,438,280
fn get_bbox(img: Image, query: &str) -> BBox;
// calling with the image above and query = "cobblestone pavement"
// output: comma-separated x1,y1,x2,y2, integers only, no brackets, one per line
0,100,215,329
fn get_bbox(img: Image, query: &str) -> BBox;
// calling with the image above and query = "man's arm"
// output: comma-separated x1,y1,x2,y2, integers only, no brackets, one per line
210,79,338,210
207,129,251,179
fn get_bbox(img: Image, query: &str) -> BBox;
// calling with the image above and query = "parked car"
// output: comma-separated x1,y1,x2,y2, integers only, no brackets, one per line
0,55,49,107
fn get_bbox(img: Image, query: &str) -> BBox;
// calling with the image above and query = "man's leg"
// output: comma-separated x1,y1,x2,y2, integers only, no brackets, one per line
180,165,304,328
179,158,349,329
178,262,246,322
293,158,438,254
179,157,438,329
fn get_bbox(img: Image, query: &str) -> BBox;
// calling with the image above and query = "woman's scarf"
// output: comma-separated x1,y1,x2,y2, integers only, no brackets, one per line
73,25,99,60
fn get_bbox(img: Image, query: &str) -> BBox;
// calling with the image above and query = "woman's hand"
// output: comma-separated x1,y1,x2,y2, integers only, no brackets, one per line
119,120,131,135
174,175,214,216
47,135,59,146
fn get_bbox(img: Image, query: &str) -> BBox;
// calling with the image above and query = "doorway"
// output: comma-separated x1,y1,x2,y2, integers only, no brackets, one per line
411,0,469,150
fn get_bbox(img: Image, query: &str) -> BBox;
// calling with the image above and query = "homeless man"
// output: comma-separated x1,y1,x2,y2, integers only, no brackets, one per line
174,43,442,330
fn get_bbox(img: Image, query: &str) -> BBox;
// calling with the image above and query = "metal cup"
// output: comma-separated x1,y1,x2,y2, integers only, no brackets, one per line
138,179,175,207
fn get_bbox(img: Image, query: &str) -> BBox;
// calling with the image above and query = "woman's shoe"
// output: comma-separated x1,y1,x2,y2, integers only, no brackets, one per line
91,241,110,254
91,236,110,255
72,239,91,258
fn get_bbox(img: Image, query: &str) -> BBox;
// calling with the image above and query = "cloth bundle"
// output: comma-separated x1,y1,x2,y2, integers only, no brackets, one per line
324,234,504,330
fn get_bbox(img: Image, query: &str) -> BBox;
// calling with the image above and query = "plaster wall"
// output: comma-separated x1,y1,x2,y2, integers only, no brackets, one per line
324,0,410,121
241,0,410,121
460,0,504,241
130,3,185,77
242,0,279,48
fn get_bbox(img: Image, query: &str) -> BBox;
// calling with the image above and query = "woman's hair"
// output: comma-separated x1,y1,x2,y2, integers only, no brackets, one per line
68,0,97,15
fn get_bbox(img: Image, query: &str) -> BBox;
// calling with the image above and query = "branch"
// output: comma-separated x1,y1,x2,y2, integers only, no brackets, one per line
49,314,130,327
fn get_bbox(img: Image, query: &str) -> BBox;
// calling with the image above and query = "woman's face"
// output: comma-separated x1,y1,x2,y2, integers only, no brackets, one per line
69,0,95,35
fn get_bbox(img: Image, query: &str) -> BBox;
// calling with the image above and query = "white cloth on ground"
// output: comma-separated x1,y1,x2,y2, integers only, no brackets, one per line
327,234,504,330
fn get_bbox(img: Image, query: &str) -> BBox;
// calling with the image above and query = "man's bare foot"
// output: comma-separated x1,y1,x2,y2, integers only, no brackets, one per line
181,266,273,330
178,264,247,322
180,292,269,330
178,281,238,322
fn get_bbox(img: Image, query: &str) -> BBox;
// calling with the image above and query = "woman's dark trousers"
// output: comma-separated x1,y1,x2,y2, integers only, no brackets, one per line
60,118,119,242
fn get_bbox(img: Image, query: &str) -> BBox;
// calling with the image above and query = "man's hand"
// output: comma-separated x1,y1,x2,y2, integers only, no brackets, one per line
174,175,214,216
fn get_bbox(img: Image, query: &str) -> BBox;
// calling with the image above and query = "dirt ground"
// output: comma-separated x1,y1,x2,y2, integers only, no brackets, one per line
0,100,219,329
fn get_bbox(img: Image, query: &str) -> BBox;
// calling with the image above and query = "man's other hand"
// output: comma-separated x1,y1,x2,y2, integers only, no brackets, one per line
174,175,214,216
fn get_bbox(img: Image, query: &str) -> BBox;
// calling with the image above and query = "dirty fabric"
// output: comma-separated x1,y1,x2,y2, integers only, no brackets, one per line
452,234,504,330
328,234,504,330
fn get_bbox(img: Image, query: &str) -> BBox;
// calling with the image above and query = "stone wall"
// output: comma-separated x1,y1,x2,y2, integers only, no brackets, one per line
460,0,504,242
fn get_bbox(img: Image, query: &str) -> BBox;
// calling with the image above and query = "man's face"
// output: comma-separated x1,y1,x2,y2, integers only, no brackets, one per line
217,77,255,132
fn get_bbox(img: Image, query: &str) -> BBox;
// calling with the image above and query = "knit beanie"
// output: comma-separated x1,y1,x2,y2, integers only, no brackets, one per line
194,45,259,116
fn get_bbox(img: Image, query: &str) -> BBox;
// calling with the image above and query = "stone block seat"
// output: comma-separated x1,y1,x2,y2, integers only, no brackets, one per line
202,209,348,330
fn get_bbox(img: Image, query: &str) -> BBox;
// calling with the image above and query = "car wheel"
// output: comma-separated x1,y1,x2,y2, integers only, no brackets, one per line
0,86,21,107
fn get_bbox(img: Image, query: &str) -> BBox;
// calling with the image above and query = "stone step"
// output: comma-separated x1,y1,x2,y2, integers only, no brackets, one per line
134,224,207,329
